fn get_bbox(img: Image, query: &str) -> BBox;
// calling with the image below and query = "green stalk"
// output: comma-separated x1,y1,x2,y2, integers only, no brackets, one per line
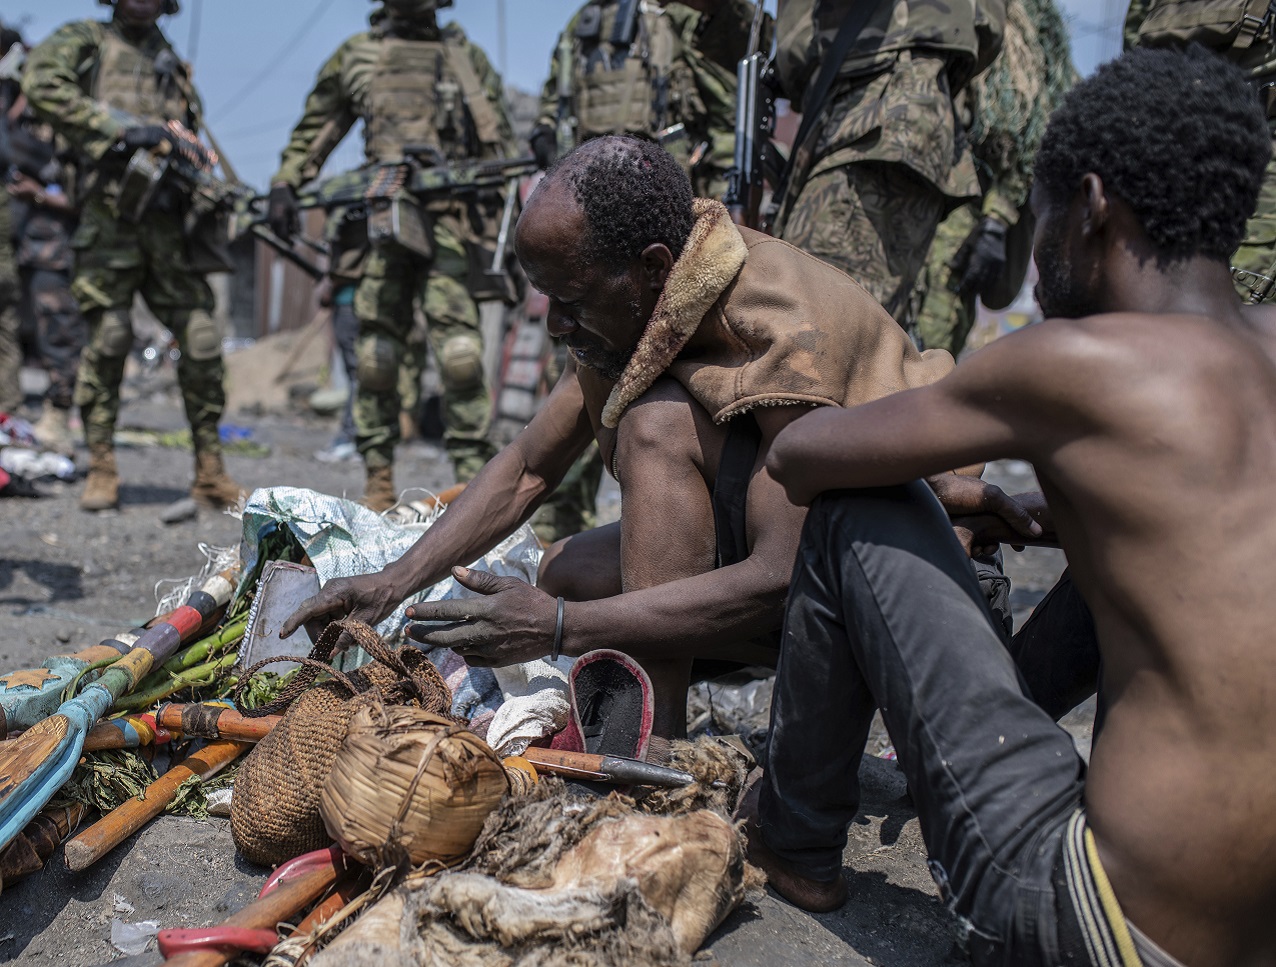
114,653,239,712
131,618,248,698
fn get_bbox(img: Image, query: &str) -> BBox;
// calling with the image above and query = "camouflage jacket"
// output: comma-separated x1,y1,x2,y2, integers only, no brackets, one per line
21,18,201,166
537,0,766,177
776,0,1005,101
273,19,516,190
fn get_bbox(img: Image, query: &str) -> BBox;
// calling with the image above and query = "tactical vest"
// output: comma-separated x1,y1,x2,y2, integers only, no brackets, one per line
90,24,190,125
342,30,504,164
571,1,686,140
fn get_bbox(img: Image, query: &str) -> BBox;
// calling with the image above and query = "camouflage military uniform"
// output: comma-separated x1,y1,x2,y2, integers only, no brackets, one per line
772,0,1005,326
1125,0,1276,299
273,13,515,485
0,196,20,414
15,202,87,411
538,0,765,197
914,0,1073,354
22,17,226,456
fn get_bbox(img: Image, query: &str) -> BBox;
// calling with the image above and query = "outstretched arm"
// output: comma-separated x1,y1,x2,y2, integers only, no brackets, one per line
768,325,1063,507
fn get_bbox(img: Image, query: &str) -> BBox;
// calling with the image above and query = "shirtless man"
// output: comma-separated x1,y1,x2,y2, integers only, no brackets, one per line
282,136,1028,738
749,47,1276,966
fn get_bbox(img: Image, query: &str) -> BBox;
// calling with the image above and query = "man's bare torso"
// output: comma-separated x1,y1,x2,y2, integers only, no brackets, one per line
1024,308,1276,966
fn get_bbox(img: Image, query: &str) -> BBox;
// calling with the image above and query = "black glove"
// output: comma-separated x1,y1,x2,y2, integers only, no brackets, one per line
529,123,558,170
120,125,173,152
267,183,300,242
955,216,1008,298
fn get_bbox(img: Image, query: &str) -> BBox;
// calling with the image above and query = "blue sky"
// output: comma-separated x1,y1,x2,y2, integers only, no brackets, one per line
8,0,1127,189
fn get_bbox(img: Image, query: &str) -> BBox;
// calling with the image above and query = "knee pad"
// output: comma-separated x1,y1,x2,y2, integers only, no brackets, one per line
179,309,223,361
439,334,484,391
356,336,399,392
92,308,134,358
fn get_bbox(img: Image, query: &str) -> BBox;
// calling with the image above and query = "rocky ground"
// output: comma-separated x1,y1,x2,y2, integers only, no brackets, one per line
0,358,1079,967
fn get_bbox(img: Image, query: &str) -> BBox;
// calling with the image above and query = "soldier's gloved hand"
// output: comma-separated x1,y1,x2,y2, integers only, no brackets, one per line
529,123,557,170
267,183,300,242
956,216,1009,297
119,125,173,152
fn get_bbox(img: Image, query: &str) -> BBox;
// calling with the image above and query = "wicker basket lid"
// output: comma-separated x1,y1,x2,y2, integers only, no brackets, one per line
320,704,508,868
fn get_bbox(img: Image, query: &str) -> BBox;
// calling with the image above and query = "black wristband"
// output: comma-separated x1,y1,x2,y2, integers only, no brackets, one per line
552,596,565,661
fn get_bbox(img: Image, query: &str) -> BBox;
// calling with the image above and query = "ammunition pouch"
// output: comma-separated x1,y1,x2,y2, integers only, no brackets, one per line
186,208,235,275
367,193,434,259
112,148,170,223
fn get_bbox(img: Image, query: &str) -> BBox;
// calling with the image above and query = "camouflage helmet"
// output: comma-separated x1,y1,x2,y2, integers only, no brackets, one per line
97,0,181,15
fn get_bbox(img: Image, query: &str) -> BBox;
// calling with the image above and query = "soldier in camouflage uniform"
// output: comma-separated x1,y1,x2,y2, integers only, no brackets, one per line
1124,0,1276,301
528,0,765,543
268,0,515,511
913,0,1073,354
771,0,1005,327
531,0,765,197
10,158,88,454
0,25,25,417
22,0,242,512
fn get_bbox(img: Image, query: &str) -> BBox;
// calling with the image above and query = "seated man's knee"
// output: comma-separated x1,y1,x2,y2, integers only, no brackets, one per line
617,378,703,464
537,523,622,602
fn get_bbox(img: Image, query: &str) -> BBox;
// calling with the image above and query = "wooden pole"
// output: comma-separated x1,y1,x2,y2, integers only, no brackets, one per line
63,740,248,872
0,802,86,893
156,704,281,743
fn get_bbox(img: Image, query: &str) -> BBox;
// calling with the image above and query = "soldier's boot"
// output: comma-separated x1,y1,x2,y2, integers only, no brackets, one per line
33,406,76,457
190,451,245,511
80,443,119,512
360,465,397,513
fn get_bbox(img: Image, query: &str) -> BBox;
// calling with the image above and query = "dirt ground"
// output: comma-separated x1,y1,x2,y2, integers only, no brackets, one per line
0,361,1079,967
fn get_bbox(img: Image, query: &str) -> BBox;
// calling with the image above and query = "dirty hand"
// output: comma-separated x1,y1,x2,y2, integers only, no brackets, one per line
267,183,300,242
926,473,1041,550
404,566,557,667
278,572,404,643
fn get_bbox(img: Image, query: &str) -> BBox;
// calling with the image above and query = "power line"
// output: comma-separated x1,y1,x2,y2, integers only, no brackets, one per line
210,0,339,120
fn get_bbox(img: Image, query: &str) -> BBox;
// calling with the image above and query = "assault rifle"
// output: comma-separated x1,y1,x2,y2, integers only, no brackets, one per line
724,3,779,230
250,154,537,279
107,114,251,227
287,153,538,261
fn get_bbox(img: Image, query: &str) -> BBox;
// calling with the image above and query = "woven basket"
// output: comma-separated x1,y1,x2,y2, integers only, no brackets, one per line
320,705,508,868
230,620,454,867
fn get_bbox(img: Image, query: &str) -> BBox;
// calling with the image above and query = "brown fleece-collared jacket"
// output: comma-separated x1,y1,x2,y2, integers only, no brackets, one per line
577,198,953,459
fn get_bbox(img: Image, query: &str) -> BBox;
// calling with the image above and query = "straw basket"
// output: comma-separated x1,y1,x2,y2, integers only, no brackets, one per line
320,705,508,868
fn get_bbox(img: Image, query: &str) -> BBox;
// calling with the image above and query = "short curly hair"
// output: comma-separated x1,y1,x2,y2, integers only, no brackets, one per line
1034,45,1270,262
548,135,696,272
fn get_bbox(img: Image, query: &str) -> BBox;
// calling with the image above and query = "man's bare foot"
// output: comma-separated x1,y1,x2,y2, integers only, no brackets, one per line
737,771,849,913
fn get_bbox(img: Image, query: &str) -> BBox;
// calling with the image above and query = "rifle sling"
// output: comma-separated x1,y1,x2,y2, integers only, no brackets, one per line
775,3,882,220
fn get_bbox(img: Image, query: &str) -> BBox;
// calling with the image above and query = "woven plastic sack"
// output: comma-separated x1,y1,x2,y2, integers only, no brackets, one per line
230,620,454,867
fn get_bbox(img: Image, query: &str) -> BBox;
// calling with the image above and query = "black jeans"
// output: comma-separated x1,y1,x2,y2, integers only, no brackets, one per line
758,482,1095,964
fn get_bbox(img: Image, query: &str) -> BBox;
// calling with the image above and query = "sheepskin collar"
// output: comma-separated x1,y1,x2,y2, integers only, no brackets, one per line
600,199,748,429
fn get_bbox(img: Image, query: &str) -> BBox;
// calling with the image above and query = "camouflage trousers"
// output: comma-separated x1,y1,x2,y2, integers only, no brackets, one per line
71,199,224,452
911,201,980,356
1232,142,1276,302
352,220,495,482
21,267,87,410
0,201,22,414
781,160,947,326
